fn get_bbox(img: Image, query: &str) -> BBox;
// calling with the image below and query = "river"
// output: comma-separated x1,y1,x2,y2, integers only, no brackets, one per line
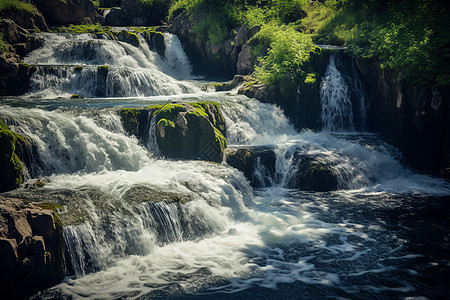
1,31,449,299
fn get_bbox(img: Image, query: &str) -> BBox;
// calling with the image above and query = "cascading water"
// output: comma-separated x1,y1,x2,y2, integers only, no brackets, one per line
23,32,199,98
1,30,449,300
320,55,354,131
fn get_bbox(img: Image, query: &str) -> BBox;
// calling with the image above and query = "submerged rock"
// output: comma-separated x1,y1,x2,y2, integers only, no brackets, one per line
0,197,64,299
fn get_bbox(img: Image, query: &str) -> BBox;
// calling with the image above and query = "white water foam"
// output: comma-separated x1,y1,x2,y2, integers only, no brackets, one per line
23,32,199,98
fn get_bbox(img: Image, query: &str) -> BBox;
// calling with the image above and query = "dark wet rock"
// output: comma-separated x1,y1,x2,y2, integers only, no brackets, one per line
226,147,276,188
112,29,140,47
33,0,96,26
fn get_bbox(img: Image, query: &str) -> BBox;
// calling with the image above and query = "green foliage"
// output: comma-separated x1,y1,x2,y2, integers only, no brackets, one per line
253,24,315,86
53,23,109,34
315,0,450,87
0,0,38,15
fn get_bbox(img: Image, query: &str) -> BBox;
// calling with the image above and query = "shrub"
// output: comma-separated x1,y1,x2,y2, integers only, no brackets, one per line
253,24,315,86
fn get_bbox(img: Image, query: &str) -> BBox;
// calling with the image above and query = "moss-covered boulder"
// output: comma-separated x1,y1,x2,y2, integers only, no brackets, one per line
151,102,227,162
0,120,25,192
119,107,152,143
141,30,165,58
294,160,338,192
112,30,140,47
119,102,227,162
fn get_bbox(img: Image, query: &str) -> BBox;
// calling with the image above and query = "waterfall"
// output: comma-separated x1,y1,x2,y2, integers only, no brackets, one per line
4,30,449,300
320,55,354,131
23,32,199,98
0,106,151,177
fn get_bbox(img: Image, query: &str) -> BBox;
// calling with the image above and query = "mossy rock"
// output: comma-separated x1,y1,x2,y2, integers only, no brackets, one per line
150,102,227,162
0,121,25,192
296,161,338,192
112,30,140,47
119,107,152,143
142,30,165,57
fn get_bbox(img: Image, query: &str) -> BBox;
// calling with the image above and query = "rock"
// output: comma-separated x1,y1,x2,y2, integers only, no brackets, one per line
211,75,248,92
0,197,65,299
169,10,238,77
227,146,338,191
0,5,48,31
33,0,96,26
120,102,227,162
104,0,169,26
0,54,37,95
119,107,152,143
237,44,253,75
358,57,450,176
142,30,166,57
112,30,140,47
153,103,227,162
0,19,29,45
0,122,25,192
226,147,276,187
296,73,321,130
294,160,338,192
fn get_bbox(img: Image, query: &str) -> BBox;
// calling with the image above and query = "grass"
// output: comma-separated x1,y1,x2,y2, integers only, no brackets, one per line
52,23,110,33
0,0,38,15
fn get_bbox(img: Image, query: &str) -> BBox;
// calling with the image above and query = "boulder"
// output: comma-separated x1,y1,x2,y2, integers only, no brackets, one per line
227,146,338,191
0,197,65,299
120,102,227,162
210,75,248,92
141,30,166,58
0,19,29,45
112,30,140,47
0,5,48,31
153,103,227,162
226,147,276,187
32,0,96,26
0,121,25,192
0,54,37,95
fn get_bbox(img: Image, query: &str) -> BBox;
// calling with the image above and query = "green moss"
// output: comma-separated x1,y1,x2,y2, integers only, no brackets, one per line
0,128,24,192
150,103,186,122
304,73,317,84
52,23,109,34
74,66,84,71
97,65,109,70
36,202,63,211
112,30,140,47
157,118,175,128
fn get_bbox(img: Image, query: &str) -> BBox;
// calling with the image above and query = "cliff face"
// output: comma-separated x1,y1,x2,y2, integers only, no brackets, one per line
357,59,450,177
0,197,65,299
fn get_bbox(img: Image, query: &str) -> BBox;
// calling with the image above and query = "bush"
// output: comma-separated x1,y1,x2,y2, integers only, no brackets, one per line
253,24,315,86
315,0,450,87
